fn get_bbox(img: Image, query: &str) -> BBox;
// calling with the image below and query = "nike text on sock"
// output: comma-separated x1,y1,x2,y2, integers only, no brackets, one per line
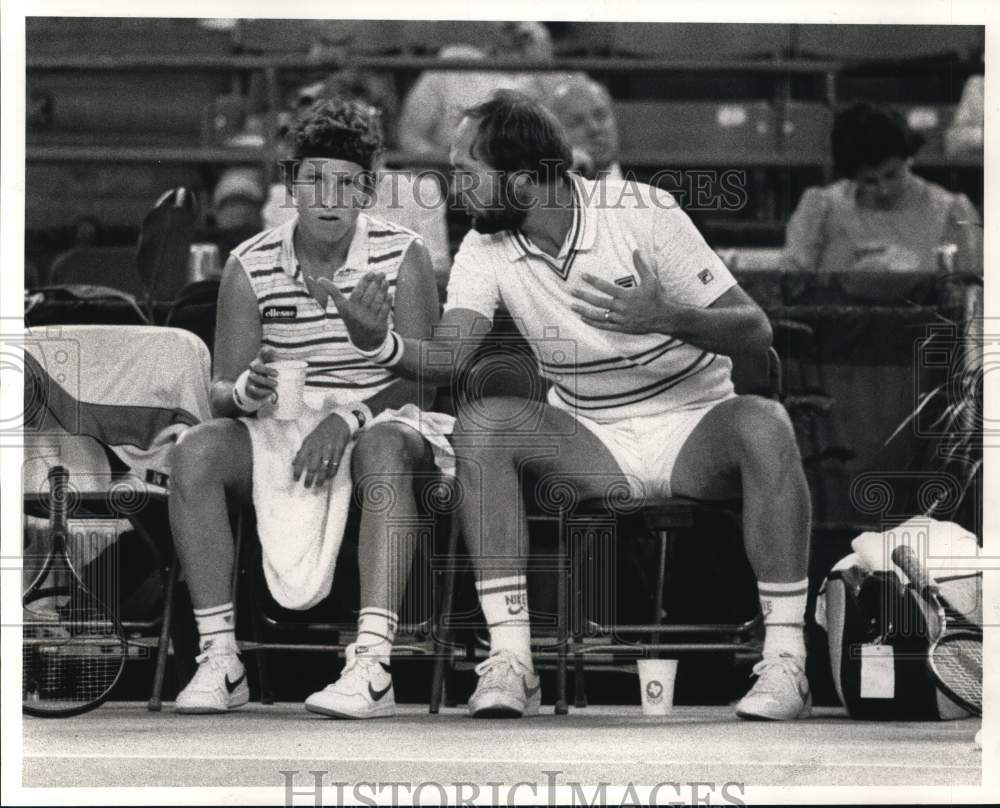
356,607,398,659
476,575,531,659
758,579,808,659
193,602,237,652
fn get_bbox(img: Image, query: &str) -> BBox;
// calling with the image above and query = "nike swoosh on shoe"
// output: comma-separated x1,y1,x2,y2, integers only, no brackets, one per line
368,682,392,701
225,672,246,694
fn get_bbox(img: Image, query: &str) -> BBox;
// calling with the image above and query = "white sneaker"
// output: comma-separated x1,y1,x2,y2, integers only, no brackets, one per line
736,653,812,721
305,644,396,719
468,649,541,718
175,645,248,714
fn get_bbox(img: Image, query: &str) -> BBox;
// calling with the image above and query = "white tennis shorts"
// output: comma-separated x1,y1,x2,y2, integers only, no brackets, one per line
550,390,737,501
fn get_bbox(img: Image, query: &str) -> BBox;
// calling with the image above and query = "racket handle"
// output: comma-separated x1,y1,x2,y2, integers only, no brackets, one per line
891,545,937,599
46,465,70,550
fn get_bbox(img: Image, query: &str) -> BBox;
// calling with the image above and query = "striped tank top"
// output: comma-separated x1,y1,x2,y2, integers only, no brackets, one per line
232,213,418,407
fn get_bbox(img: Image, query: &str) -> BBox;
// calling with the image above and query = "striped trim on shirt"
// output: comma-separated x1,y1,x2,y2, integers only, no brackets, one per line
234,214,417,401
551,352,719,411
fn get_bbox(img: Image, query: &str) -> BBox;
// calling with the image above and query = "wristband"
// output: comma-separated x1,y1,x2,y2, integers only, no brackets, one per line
354,330,404,367
232,369,265,413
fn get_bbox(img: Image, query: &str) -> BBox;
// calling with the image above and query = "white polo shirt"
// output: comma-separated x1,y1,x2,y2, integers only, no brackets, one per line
444,176,738,423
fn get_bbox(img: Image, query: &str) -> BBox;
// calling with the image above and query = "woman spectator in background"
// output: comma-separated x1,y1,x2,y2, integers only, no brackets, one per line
781,102,981,278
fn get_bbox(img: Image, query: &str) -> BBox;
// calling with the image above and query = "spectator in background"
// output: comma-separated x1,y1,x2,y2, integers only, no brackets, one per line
546,77,622,180
781,102,982,277
397,22,575,161
212,168,265,232
263,78,452,293
208,167,267,257
944,74,984,158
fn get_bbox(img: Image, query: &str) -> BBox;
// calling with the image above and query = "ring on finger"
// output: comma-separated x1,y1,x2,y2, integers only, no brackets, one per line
603,308,611,321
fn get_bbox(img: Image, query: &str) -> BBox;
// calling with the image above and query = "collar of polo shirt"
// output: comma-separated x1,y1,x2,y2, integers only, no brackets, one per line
503,175,598,269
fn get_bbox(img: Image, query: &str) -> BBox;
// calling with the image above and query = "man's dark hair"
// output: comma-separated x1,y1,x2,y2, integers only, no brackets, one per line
462,90,573,181
288,99,383,178
831,102,925,179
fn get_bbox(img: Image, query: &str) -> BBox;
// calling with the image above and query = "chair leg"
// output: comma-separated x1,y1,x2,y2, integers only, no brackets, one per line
250,604,275,705
430,515,460,714
572,526,591,709
555,509,569,715
147,550,178,712
233,507,274,705
651,529,671,654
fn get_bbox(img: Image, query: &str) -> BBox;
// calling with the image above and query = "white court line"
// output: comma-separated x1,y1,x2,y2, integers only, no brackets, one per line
20,753,981,770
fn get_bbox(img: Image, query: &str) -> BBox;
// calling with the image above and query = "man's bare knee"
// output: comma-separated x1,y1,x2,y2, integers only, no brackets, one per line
732,396,800,466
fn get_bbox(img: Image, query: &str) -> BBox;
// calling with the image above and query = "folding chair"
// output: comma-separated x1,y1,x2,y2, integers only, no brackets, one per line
48,247,144,298
21,325,212,711
25,285,151,327
229,473,460,707
551,347,784,713
136,187,199,305
162,279,220,356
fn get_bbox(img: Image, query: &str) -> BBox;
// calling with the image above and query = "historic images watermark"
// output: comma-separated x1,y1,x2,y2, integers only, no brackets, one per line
281,769,748,806
272,162,750,215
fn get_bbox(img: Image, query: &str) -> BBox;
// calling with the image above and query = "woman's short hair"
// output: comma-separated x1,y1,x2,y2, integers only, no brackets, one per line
831,102,925,178
462,90,573,182
288,99,383,178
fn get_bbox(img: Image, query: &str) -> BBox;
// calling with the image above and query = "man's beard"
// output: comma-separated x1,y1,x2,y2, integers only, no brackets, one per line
467,180,530,235
469,203,528,235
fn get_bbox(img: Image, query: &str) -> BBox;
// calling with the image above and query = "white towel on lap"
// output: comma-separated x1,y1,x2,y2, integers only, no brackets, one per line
241,398,455,610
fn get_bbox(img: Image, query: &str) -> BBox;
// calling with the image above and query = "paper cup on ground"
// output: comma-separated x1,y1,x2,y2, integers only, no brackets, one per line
637,659,678,716
267,360,308,420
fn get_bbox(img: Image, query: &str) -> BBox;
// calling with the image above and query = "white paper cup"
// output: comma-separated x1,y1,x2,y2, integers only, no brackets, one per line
267,360,308,420
637,659,678,716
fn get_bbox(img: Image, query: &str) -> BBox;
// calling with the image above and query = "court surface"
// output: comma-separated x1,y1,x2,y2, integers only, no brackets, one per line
23,702,981,789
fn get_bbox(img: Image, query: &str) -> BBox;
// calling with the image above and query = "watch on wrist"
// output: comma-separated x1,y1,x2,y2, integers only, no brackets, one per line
351,407,368,430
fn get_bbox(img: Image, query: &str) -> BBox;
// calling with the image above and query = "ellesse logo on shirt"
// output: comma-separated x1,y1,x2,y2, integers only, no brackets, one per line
262,305,298,320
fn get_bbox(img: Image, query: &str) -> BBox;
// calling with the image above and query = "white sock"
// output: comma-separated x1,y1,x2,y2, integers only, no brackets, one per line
355,607,398,664
476,574,531,663
758,579,808,660
193,602,238,654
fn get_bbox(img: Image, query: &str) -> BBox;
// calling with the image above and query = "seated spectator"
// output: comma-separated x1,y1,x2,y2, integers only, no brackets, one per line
397,22,574,161
170,100,454,719
546,77,622,179
263,78,452,292
944,74,984,158
212,168,266,232
781,102,982,276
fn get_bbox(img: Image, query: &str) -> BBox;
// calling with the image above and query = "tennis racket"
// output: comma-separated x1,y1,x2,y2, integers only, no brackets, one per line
891,545,982,716
23,466,127,718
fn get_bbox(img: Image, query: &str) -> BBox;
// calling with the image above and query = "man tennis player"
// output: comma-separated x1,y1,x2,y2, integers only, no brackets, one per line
321,91,812,721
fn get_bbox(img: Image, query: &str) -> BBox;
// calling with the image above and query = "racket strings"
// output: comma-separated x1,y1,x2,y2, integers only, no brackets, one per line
23,584,125,711
931,634,982,709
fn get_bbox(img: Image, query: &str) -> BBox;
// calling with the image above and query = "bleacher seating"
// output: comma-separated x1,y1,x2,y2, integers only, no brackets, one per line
615,100,776,162
23,19,985,290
